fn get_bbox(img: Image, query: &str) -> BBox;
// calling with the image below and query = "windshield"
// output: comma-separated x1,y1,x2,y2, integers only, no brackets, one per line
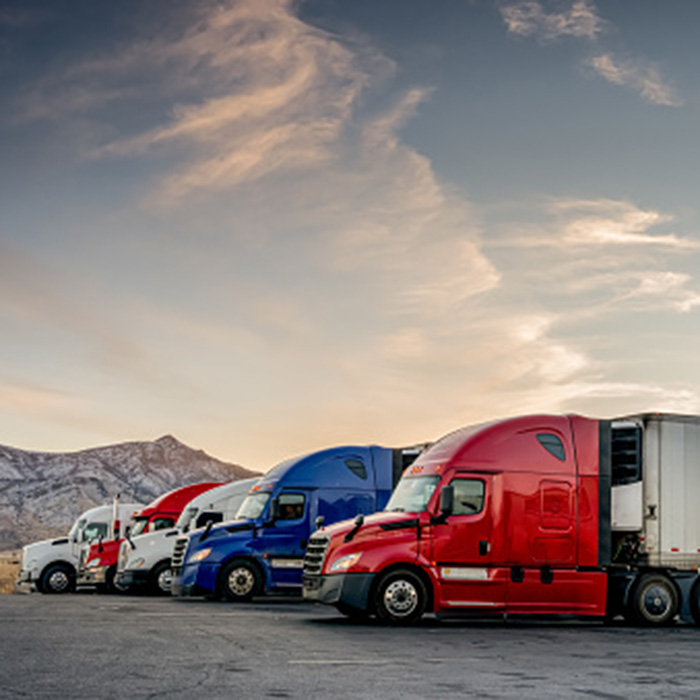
385,475,440,513
131,517,149,537
236,492,271,520
177,506,198,531
69,518,86,541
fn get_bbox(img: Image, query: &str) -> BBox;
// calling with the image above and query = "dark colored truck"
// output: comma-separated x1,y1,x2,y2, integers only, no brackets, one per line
171,444,425,600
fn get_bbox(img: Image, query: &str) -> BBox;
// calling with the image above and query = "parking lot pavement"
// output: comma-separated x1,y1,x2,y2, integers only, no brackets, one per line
1,594,700,698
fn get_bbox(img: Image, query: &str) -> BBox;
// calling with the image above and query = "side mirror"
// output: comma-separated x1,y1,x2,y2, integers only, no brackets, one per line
440,485,454,518
315,515,325,530
269,497,280,522
124,526,131,538
97,534,104,553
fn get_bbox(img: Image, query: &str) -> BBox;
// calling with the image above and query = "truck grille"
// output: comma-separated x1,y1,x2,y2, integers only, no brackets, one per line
78,548,87,574
303,534,330,576
117,542,128,573
171,536,189,572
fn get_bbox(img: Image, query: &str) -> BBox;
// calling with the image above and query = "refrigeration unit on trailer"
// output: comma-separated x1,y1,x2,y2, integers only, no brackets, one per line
16,500,143,594
77,482,222,593
171,444,427,601
303,413,700,626
116,478,257,595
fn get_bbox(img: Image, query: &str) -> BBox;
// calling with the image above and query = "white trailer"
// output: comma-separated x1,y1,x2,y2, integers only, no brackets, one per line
116,478,257,595
16,501,142,594
609,413,700,623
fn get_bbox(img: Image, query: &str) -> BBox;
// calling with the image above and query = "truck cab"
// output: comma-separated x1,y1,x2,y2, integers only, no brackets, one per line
16,502,142,594
78,482,222,593
171,445,424,601
116,478,257,595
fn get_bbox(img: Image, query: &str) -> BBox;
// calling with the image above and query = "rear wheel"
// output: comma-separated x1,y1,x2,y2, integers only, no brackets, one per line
219,559,262,602
689,581,700,625
149,561,173,596
40,564,75,594
625,573,679,626
375,569,427,625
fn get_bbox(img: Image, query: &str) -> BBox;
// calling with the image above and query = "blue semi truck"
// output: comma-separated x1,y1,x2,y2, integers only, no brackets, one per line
170,444,425,601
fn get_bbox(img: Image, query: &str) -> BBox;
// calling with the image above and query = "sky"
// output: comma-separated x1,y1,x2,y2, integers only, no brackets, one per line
1,0,700,472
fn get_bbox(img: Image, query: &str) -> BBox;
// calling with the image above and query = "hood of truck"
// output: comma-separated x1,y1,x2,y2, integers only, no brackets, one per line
85,539,122,566
22,538,72,564
186,518,257,559
122,528,178,568
318,511,423,574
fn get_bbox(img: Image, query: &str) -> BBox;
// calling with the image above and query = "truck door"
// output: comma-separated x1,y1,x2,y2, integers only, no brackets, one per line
259,491,309,589
429,474,508,612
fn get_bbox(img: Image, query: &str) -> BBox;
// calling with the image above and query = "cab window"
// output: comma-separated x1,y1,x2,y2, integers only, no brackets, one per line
451,479,485,515
149,517,176,532
82,522,108,542
277,493,305,521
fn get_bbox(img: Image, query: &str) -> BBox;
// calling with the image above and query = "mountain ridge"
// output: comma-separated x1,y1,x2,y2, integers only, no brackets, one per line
0,436,260,550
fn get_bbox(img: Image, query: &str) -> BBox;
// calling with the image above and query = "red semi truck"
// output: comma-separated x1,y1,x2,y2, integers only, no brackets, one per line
304,413,700,625
77,482,222,592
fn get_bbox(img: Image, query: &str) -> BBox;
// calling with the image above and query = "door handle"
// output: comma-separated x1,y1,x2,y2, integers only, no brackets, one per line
479,540,490,556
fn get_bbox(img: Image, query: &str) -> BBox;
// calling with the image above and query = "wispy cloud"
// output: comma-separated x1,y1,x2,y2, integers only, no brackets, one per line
498,1,682,108
587,54,683,107
551,199,696,248
499,0,606,42
498,198,699,250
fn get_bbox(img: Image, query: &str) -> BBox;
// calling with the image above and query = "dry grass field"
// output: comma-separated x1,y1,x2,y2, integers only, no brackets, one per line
0,551,20,594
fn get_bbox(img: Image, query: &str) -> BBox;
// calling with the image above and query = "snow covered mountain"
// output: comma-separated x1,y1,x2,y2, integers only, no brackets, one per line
0,435,259,550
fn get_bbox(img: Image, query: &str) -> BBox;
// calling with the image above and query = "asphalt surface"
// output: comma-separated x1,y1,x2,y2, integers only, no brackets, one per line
2,594,700,699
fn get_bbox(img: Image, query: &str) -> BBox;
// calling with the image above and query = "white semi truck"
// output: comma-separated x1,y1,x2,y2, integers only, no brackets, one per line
16,500,142,594
116,478,257,595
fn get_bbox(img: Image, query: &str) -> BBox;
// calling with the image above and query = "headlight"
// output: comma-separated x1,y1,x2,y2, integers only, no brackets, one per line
87,558,101,569
329,553,361,572
189,548,212,563
131,558,145,569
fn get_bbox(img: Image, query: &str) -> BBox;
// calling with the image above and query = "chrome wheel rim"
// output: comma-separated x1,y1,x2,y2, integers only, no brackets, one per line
642,584,672,621
383,579,418,617
48,570,70,592
157,568,173,593
228,567,255,597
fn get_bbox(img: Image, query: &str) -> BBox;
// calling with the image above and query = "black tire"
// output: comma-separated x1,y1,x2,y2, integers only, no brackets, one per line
40,564,75,594
374,569,427,625
689,581,700,625
625,573,679,626
149,561,174,596
219,559,262,602
104,565,127,595
335,601,370,620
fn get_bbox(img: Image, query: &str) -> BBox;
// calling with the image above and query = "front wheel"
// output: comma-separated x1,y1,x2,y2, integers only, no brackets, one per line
625,573,679,626
219,559,262,602
374,569,427,625
40,564,75,594
149,561,173,596
104,565,127,595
